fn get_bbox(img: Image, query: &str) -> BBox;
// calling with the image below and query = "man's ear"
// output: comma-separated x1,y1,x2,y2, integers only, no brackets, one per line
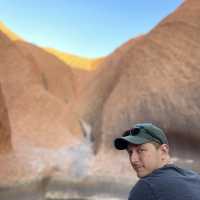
160,144,169,155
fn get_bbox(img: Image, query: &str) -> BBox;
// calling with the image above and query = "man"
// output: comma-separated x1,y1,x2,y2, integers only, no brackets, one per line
114,123,200,200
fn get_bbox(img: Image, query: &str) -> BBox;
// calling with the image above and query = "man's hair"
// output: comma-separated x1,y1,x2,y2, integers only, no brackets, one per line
150,141,161,149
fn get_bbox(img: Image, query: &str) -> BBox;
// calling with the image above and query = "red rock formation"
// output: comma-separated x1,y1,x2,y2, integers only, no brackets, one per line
0,1,200,196
102,0,200,150
73,0,200,172
0,30,83,146
0,30,85,185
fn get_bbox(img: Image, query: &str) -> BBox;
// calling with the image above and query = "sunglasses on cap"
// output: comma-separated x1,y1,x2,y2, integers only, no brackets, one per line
122,125,163,144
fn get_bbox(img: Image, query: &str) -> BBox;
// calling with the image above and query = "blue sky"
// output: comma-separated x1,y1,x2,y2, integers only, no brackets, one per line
0,0,183,58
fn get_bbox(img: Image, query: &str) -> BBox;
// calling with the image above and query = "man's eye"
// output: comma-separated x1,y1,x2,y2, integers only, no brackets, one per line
138,148,146,153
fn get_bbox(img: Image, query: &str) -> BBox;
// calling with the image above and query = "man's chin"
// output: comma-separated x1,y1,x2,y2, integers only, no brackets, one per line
137,173,145,178
135,168,148,178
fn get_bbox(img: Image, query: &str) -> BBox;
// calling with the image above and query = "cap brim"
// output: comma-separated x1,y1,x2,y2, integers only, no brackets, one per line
114,135,151,150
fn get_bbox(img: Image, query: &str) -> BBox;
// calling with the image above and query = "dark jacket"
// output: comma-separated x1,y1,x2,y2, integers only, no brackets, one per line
129,164,200,200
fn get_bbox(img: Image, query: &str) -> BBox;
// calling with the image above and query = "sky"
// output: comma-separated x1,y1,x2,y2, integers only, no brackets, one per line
0,0,183,58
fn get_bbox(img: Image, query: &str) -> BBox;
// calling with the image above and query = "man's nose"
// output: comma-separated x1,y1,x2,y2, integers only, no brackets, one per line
130,150,140,163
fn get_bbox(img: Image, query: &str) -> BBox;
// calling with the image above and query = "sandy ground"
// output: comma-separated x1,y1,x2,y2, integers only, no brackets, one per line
0,177,132,200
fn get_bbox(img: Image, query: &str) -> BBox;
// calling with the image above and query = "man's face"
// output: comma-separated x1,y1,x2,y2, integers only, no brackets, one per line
127,142,165,178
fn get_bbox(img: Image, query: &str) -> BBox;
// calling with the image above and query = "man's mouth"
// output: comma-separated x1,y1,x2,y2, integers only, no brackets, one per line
134,165,143,171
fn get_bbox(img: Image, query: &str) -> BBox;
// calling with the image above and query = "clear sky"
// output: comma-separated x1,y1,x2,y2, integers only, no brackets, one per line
0,0,183,58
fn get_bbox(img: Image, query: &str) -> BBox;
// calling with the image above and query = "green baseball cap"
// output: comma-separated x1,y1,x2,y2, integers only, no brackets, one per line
114,123,168,150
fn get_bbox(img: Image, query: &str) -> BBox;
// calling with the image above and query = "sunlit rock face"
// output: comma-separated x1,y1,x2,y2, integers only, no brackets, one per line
15,41,76,103
0,32,82,146
0,30,85,187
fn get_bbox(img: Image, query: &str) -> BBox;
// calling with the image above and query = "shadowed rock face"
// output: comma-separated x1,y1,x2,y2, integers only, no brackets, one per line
75,35,145,153
0,84,12,153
